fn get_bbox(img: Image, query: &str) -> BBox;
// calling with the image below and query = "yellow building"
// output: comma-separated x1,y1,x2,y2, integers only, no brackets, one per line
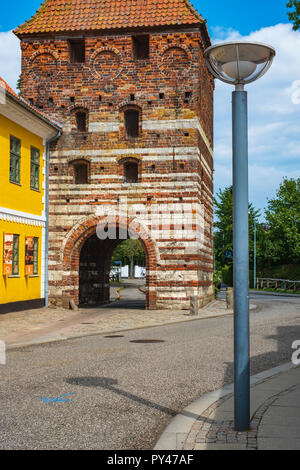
0,78,61,313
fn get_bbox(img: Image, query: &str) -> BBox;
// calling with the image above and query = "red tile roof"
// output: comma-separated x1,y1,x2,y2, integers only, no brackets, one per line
14,0,205,36
0,77,18,98
0,77,62,130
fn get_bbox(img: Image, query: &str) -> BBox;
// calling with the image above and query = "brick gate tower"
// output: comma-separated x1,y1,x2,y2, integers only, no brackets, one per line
15,0,214,310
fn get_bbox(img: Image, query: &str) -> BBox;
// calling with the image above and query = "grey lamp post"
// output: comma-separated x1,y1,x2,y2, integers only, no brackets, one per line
204,41,275,431
254,217,257,289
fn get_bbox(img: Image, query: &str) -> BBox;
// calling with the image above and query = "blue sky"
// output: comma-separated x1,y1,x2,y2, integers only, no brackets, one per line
0,1,299,220
0,0,290,36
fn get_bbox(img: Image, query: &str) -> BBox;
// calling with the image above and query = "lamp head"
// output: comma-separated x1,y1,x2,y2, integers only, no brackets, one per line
204,41,276,88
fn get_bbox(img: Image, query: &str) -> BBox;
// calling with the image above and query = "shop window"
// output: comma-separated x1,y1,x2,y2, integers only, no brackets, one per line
3,234,19,275
12,234,19,275
25,237,38,275
33,238,39,275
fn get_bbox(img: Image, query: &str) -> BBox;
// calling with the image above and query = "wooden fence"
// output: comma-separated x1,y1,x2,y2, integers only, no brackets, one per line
256,278,300,293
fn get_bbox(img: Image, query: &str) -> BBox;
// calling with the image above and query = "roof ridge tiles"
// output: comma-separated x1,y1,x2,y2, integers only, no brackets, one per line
14,0,205,36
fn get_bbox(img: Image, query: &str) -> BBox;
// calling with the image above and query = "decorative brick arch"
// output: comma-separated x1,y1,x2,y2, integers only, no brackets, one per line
159,44,192,77
28,50,61,79
62,215,158,309
90,46,123,81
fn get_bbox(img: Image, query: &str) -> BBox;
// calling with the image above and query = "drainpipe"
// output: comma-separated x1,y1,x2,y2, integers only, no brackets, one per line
45,129,62,307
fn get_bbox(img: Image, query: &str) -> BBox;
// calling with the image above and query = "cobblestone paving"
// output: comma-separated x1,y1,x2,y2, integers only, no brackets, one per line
184,382,298,450
0,294,233,346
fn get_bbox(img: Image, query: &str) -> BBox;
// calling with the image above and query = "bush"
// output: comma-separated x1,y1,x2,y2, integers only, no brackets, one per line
259,264,300,281
222,266,257,288
249,270,255,289
213,270,222,298
222,265,233,286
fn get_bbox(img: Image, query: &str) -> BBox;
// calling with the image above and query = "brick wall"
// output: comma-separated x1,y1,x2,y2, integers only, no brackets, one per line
20,28,214,310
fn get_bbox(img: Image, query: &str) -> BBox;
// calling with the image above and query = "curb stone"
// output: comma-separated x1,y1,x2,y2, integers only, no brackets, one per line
154,362,298,450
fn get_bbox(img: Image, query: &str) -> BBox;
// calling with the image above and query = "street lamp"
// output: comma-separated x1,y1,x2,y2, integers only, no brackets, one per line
253,217,256,290
204,41,275,431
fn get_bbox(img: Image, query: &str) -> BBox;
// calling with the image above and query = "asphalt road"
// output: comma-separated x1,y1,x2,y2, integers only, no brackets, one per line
1,295,300,450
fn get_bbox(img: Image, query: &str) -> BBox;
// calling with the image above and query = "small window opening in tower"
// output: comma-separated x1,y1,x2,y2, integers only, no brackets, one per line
72,161,89,184
124,109,139,138
124,161,139,183
75,111,87,132
184,91,192,103
132,35,149,60
69,39,85,63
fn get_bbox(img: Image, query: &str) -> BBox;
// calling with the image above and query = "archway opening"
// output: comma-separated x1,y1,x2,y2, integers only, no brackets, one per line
78,226,147,309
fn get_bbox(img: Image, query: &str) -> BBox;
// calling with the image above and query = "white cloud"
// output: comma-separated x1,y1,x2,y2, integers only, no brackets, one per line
212,23,300,218
0,30,20,91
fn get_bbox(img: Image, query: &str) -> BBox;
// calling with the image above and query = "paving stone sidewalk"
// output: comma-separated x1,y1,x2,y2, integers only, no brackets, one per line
155,364,300,451
0,298,241,348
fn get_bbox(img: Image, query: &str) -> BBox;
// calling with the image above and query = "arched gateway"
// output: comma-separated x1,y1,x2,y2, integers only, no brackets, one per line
15,0,215,311
61,215,158,309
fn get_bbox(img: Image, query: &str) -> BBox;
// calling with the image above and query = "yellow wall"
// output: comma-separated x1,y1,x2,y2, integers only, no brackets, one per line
0,114,45,216
0,220,43,303
0,114,45,305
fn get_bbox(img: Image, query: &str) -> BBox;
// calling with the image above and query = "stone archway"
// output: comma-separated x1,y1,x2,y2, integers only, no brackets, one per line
61,215,158,309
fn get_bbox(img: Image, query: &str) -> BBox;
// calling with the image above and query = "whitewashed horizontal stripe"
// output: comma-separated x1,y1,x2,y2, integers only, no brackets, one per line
50,155,202,166
89,172,199,180
201,155,213,175
51,147,200,158
49,181,201,190
74,118,213,156
50,173,202,182
89,121,119,132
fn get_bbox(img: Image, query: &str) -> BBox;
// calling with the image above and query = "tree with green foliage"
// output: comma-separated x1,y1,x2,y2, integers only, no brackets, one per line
264,178,300,265
111,238,145,278
16,74,21,97
214,186,261,270
287,0,300,30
